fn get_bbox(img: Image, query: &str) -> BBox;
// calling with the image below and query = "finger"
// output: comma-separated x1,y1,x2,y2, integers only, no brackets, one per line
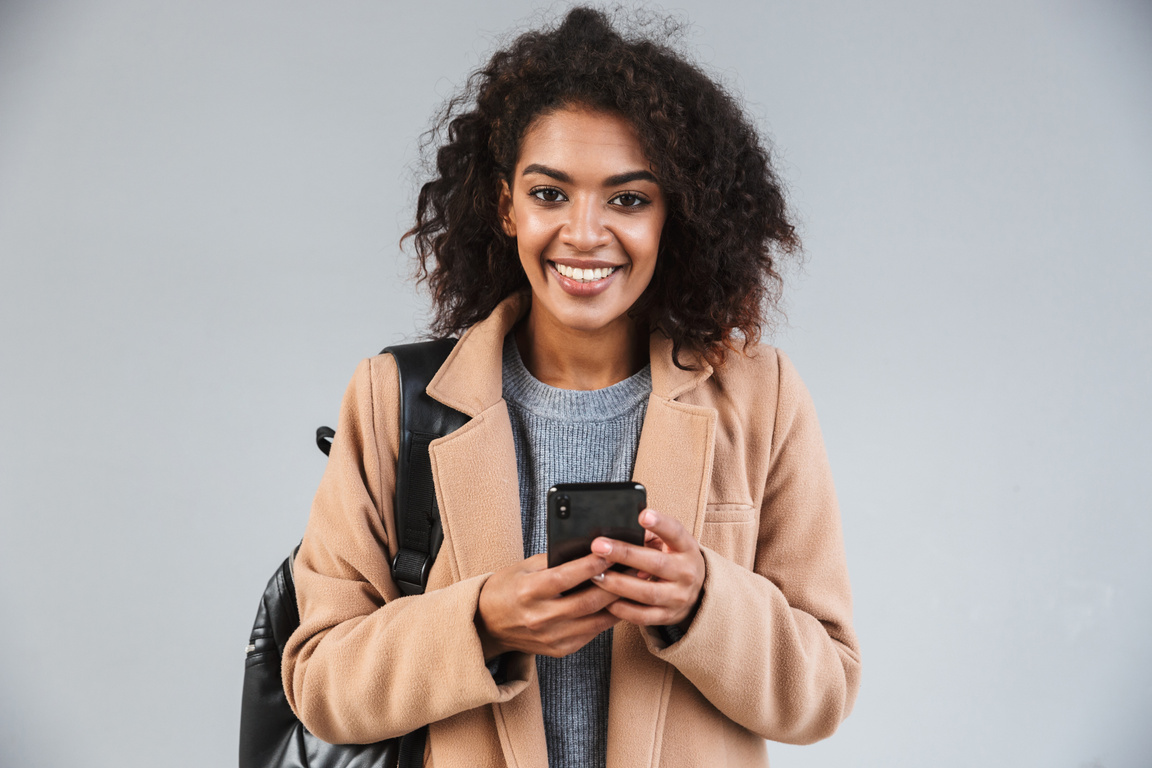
643,532,667,560
522,553,550,572
532,552,612,597
531,610,621,656
605,599,677,627
637,509,697,554
591,537,679,581
564,607,621,637
552,580,620,617
591,568,676,607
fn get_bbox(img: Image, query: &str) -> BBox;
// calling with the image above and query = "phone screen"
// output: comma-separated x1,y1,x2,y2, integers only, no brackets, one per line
546,482,647,569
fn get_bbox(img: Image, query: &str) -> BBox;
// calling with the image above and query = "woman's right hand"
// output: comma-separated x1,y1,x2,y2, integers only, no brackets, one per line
475,553,620,660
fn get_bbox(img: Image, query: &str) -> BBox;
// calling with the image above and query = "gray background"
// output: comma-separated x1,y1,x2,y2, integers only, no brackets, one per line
1,1,1149,766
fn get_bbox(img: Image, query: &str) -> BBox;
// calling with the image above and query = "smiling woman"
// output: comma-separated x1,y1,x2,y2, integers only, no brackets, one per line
280,7,860,768
502,107,667,389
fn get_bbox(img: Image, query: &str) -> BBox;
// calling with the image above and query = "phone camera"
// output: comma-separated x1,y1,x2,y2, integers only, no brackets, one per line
557,495,571,519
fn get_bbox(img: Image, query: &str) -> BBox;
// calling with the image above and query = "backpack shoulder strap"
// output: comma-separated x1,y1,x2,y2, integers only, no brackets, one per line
384,338,470,596
242,340,468,768
383,338,468,768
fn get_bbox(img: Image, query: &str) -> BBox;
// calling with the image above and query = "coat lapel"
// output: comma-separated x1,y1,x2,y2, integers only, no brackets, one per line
633,333,716,543
608,334,716,767
425,294,529,581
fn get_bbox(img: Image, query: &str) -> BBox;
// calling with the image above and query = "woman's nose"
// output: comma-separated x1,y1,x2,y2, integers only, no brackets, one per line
560,198,612,251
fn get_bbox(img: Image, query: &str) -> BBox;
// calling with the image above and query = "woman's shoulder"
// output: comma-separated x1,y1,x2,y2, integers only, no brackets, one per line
340,353,402,411
706,341,796,387
703,342,816,420
324,354,403,460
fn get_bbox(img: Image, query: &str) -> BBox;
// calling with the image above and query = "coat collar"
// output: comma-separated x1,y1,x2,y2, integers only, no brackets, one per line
425,292,715,414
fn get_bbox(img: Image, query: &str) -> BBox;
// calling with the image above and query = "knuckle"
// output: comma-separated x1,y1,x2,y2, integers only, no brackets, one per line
588,588,612,611
643,583,662,605
524,610,546,633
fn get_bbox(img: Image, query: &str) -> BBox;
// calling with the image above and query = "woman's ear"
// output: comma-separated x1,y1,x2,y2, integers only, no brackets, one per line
499,179,517,238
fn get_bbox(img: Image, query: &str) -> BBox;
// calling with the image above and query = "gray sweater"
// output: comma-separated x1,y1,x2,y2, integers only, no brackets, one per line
501,334,652,768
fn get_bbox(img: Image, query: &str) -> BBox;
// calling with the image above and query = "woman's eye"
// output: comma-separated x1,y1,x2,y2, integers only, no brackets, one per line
530,187,566,203
611,193,647,208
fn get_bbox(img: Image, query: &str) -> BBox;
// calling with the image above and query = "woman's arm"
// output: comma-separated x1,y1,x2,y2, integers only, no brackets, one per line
593,349,861,744
280,355,533,745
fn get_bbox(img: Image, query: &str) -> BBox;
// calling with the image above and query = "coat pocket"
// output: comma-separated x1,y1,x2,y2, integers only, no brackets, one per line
700,503,757,569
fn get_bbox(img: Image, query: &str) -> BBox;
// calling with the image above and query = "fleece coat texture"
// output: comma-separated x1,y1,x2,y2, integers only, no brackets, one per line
282,293,861,767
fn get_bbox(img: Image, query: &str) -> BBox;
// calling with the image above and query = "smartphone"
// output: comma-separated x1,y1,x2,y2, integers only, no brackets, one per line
546,482,647,569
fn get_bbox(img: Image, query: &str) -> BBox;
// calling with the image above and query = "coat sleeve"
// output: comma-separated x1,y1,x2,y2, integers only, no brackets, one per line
642,349,861,745
281,355,533,745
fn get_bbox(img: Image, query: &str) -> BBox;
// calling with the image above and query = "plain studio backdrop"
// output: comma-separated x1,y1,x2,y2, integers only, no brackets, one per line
1,1,1149,766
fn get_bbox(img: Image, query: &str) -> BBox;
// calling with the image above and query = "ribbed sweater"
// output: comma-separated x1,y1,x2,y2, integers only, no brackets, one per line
501,333,652,768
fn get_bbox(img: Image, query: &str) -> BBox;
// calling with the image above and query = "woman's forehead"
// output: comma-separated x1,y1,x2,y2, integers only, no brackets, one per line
516,107,652,179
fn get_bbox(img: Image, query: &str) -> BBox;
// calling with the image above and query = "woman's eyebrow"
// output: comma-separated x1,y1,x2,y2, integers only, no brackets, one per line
522,164,572,183
522,164,658,187
603,170,657,186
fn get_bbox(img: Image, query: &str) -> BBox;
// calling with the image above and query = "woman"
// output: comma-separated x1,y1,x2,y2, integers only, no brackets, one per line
282,8,860,767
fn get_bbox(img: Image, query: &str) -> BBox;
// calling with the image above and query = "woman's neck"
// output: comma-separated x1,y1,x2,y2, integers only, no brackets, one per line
514,308,648,391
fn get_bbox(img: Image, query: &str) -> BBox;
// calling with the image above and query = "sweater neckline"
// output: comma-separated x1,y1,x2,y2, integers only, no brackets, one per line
501,334,653,423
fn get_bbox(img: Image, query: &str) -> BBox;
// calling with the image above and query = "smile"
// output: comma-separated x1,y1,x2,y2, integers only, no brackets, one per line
550,262,620,283
547,260,622,297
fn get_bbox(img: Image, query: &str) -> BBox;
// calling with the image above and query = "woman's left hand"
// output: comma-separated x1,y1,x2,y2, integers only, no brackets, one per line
590,508,705,631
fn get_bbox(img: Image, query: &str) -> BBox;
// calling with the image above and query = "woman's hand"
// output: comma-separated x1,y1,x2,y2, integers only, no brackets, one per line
590,509,705,631
475,552,621,660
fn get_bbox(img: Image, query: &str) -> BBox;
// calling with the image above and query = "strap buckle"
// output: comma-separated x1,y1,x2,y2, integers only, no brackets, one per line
392,548,432,596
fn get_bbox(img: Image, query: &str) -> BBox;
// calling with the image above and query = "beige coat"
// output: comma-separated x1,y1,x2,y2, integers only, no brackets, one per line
283,293,861,767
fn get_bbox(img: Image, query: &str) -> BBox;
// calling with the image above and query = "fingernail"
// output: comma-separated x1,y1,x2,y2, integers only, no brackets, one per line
641,510,656,526
592,539,612,555
592,572,605,582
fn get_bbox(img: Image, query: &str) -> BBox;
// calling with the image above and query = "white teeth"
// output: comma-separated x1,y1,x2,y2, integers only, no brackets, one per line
555,263,616,282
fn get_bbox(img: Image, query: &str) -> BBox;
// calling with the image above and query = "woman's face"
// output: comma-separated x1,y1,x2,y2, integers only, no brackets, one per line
501,106,667,338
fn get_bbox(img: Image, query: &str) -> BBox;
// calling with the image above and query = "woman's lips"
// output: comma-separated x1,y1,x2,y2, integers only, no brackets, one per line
548,260,620,297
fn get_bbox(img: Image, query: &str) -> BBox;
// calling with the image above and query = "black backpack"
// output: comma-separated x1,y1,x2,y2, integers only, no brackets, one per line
239,340,469,768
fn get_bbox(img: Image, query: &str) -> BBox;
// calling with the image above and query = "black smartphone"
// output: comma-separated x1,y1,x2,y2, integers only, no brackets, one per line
546,482,647,569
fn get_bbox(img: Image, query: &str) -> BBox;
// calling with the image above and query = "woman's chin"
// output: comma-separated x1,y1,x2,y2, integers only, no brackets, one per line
539,297,636,337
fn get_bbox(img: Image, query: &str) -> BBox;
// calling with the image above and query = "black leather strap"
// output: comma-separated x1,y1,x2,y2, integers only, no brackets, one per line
397,726,428,768
386,340,468,768
315,426,335,456
257,339,467,768
387,339,470,597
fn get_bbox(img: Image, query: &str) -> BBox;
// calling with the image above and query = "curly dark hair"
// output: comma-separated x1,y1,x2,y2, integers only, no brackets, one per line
404,6,799,368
